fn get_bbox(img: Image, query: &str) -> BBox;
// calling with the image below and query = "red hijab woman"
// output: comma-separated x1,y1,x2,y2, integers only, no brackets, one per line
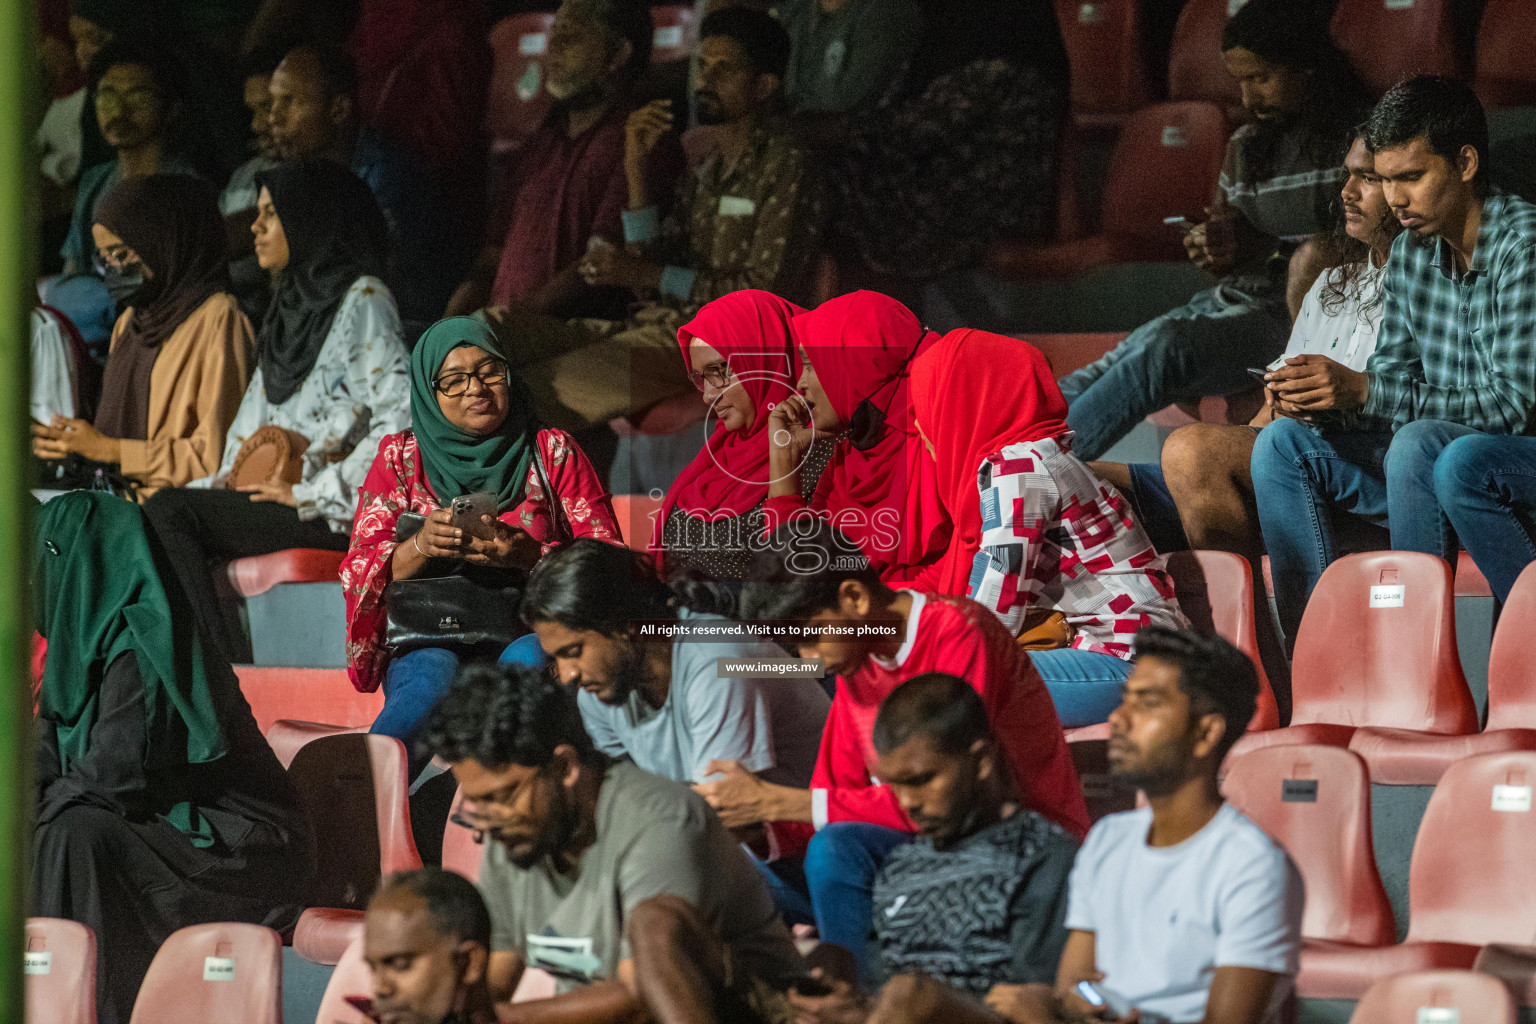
766,291,952,583
909,329,1069,595
652,291,814,579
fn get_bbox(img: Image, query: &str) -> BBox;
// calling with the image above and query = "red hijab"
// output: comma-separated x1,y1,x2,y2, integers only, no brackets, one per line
652,291,806,555
909,329,1070,595
792,292,952,583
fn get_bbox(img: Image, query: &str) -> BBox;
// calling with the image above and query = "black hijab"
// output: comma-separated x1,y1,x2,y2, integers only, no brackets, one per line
254,161,390,407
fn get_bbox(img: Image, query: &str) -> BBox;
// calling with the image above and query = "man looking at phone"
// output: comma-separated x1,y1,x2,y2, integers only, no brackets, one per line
1056,0,1370,460
360,868,498,1024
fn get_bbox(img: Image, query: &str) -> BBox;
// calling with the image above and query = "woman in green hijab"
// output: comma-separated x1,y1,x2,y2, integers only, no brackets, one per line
33,491,316,1024
341,317,619,773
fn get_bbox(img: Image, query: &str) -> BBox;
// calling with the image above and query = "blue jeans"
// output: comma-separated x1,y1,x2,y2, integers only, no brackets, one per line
1030,648,1134,727
1435,432,1536,603
1058,284,1290,460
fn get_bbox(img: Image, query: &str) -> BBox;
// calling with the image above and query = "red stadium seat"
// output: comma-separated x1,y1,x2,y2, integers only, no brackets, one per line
234,667,382,736
266,719,371,770
1223,746,1394,947
294,908,365,967
128,923,282,1024
1330,0,1459,98
1474,0,1536,109
1476,943,1536,1007
487,13,557,153
24,918,96,1024
1229,552,1477,761
987,102,1230,280
441,787,483,882
1350,561,1536,784
1300,751,1536,998
1054,0,1151,124
226,548,344,598
1349,970,1516,1024
312,934,374,1024
1164,550,1280,732
1012,333,1127,379
649,4,697,65
1167,0,1242,120
608,493,664,553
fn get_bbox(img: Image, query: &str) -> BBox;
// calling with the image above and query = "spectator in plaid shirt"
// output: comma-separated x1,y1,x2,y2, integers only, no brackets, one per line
1252,76,1536,647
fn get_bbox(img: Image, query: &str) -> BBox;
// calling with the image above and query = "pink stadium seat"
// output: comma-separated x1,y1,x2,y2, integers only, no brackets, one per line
235,667,382,736
1164,550,1280,732
128,923,282,1024
442,787,484,882
608,493,665,554
1053,0,1151,124
265,719,372,770
312,934,374,1024
1475,0,1536,108
1259,550,1495,600
1350,561,1536,784
649,4,696,65
987,102,1230,280
226,548,344,598
1476,943,1536,1007
1228,552,1477,762
1349,970,1516,1024
294,908,365,967
1223,746,1394,947
24,918,96,1024
487,13,557,153
1300,751,1536,998
1167,0,1243,120
1330,0,1459,97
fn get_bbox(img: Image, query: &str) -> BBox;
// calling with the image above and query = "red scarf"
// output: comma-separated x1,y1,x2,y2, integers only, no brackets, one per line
909,329,1070,595
652,291,806,555
792,292,952,583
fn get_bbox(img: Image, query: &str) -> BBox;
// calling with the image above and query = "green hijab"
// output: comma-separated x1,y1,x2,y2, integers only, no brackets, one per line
35,492,229,841
409,317,540,510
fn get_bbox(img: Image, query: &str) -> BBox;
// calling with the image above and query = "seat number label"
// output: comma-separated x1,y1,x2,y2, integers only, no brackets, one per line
1417,1009,1458,1024
1369,585,1404,608
23,952,51,975
203,956,236,981
1492,785,1532,813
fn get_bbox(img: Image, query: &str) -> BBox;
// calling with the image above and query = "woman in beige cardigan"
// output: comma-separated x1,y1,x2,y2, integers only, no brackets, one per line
32,175,251,497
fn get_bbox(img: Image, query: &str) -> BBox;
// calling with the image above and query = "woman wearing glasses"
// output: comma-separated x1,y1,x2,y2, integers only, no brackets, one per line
343,317,619,767
32,173,251,499
141,160,409,662
651,290,837,580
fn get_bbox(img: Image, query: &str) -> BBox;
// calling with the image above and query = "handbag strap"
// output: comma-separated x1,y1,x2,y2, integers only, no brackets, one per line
531,438,571,543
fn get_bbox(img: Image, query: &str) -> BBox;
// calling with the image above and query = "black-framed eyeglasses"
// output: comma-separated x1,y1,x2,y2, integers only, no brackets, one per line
94,85,162,114
433,361,511,397
688,362,737,393
447,768,542,840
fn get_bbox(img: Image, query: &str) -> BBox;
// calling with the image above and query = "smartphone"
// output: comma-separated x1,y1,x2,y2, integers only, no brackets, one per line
341,994,378,1020
1247,366,1269,383
450,491,498,538
1076,981,1134,1018
1163,215,1194,233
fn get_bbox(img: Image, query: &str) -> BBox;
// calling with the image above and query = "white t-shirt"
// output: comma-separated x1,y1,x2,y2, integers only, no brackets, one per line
1281,260,1385,370
578,609,830,788
1065,803,1304,1024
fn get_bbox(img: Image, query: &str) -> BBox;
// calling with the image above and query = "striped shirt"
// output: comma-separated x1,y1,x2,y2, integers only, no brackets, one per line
1360,192,1536,435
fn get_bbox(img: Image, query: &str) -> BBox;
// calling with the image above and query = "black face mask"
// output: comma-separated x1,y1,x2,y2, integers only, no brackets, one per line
844,330,928,452
102,262,153,306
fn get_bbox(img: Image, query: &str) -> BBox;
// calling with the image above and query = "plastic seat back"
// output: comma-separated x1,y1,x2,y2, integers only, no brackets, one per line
1164,550,1279,731
608,493,665,554
266,719,370,770
1406,751,1536,946
1099,101,1230,251
1054,0,1150,120
24,918,96,1024
288,734,422,910
1475,0,1536,108
487,13,557,150
1349,969,1516,1024
312,934,375,1024
1167,0,1242,117
1488,562,1536,731
441,786,485,882
1330,0,1459,97
128,923,282,1024
1290,552,1477,735
1224,746,1394,945
649,4,696,65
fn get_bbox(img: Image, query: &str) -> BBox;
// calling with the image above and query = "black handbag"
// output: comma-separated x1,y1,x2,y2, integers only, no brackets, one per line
383,447,570,654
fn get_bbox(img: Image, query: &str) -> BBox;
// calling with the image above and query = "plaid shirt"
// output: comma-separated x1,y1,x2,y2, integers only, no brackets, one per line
1361,192,1536,434
967,438,1186,659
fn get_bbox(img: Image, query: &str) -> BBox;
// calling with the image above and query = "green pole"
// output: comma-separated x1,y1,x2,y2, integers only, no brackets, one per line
0,1,36,1020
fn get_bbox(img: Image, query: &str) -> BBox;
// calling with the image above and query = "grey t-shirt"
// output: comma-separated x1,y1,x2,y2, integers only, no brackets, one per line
776,0,921,114
577,609,829,787
479,761,808,993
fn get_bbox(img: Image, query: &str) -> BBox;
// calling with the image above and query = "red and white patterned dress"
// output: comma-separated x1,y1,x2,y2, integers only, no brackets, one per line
341,428,618,692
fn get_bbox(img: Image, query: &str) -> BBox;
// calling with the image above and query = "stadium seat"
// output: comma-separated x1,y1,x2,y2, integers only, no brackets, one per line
1259,550,1495,600
1223,746,1394,947
312,934,374,1024
128,923,282,1024
24,918,96,1024
1474,0,1536,109
649,4,696,64
1014,333,1127,379
294,907,365,967
226,548,344,598
235,667,382,736
1054,0,1151,125
1476,943,1536,1007
609,493,664,553
441,787,484,882
1329,0,1459,97
1228,552,1477,761
487,13,557,153
1349,561,1536,785
1299,751,1536,998
987,101,1229,281
266,719,371,770
1164,550,1280,732
1166,0,1242,120
1348,969,1516,1024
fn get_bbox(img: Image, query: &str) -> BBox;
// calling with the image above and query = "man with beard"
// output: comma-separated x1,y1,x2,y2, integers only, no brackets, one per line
1056,0,1371,462
425,663,811,1023
1252,75,1536,649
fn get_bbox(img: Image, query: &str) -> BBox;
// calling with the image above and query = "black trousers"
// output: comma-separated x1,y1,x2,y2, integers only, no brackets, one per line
142,488,350,663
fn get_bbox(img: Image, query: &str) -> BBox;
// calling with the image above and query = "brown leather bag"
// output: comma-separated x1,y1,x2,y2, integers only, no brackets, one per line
1016,608,1074,651
226,426,310,489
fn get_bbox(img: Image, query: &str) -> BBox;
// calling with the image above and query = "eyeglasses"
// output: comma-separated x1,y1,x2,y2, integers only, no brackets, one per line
447,769,543,840
94,86,161,114
688,362,737,393
433,362,511,397
92,245,141,275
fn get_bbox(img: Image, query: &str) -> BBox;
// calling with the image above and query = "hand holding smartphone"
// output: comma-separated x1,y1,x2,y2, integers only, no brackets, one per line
450,491,498,540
